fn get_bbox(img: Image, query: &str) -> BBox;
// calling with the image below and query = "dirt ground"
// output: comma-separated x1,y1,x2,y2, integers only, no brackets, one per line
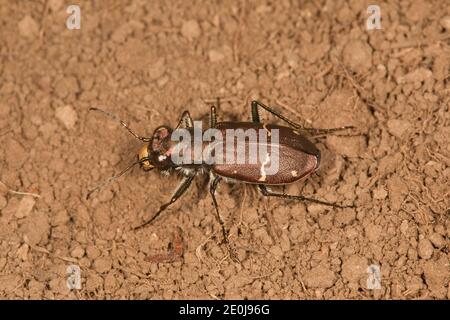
0,0,449,300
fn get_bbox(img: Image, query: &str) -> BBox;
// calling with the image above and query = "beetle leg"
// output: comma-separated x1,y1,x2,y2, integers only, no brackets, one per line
175,110,194,129
251,100,300,127
304,126,356,136
210,97,220,127
258,185,354,208
210,176,239,262
251,101,261,123
251,101,354,135
210,105,217,127
134,173,196,229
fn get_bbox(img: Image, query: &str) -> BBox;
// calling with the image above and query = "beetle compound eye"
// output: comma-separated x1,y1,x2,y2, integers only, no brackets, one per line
152,126,172,153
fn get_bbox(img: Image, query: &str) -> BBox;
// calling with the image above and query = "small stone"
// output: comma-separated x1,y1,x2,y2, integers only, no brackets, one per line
342,40,373,73
304,265,336,289
15,196,36,219
440,16,450,30
181,20,201,39
387,119,411,138
373,186,388,200
70,246,85,259
111,23,132,43
52,210,70,226
335,209,356,226
22,212,50,246
93,257,112,273
55,105,77,130
400,220,409,234
269,245,284,259
417,238,433,259
396,67,432,84
429,233,446,248
86,246,101,259
18,15,39,38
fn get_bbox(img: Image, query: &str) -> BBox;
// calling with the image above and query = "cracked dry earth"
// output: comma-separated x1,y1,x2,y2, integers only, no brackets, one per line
0,0,449,299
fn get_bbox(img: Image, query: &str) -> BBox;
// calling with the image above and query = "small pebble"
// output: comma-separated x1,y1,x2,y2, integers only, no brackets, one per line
417,238,433,260
181,20,201,39
15,196,36,219
70,246,85,259
55,105,78,130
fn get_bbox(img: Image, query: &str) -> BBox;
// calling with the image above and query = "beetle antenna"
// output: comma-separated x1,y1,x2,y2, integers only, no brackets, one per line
89,107,151,142
86,159,145,200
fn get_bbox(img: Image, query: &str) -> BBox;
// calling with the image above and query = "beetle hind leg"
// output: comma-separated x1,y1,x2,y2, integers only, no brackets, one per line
251,100,354,135
258,185,355,208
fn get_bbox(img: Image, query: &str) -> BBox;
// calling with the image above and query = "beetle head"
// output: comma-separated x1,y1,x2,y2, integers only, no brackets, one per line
137,125,175,171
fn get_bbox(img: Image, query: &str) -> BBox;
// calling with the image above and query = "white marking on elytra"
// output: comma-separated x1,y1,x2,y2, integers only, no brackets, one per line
291,170,298,177
258,153,271,182
158,155,167,162
263,123,271,137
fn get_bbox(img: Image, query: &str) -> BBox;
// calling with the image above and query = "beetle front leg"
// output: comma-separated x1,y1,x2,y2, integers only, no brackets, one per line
134,173,196,229
258,185,354,208
210,176,239,262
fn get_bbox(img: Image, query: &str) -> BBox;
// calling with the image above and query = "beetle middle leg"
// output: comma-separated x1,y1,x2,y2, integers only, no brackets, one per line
210,176,239,262
251,100,354,135
258,185,354,208
210,97,220,128
134,173,196,229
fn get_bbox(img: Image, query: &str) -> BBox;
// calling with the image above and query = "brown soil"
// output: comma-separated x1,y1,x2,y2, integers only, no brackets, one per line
0,0,449,300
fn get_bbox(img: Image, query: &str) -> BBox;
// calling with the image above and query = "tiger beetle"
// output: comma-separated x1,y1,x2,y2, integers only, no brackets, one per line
87,100,355,261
